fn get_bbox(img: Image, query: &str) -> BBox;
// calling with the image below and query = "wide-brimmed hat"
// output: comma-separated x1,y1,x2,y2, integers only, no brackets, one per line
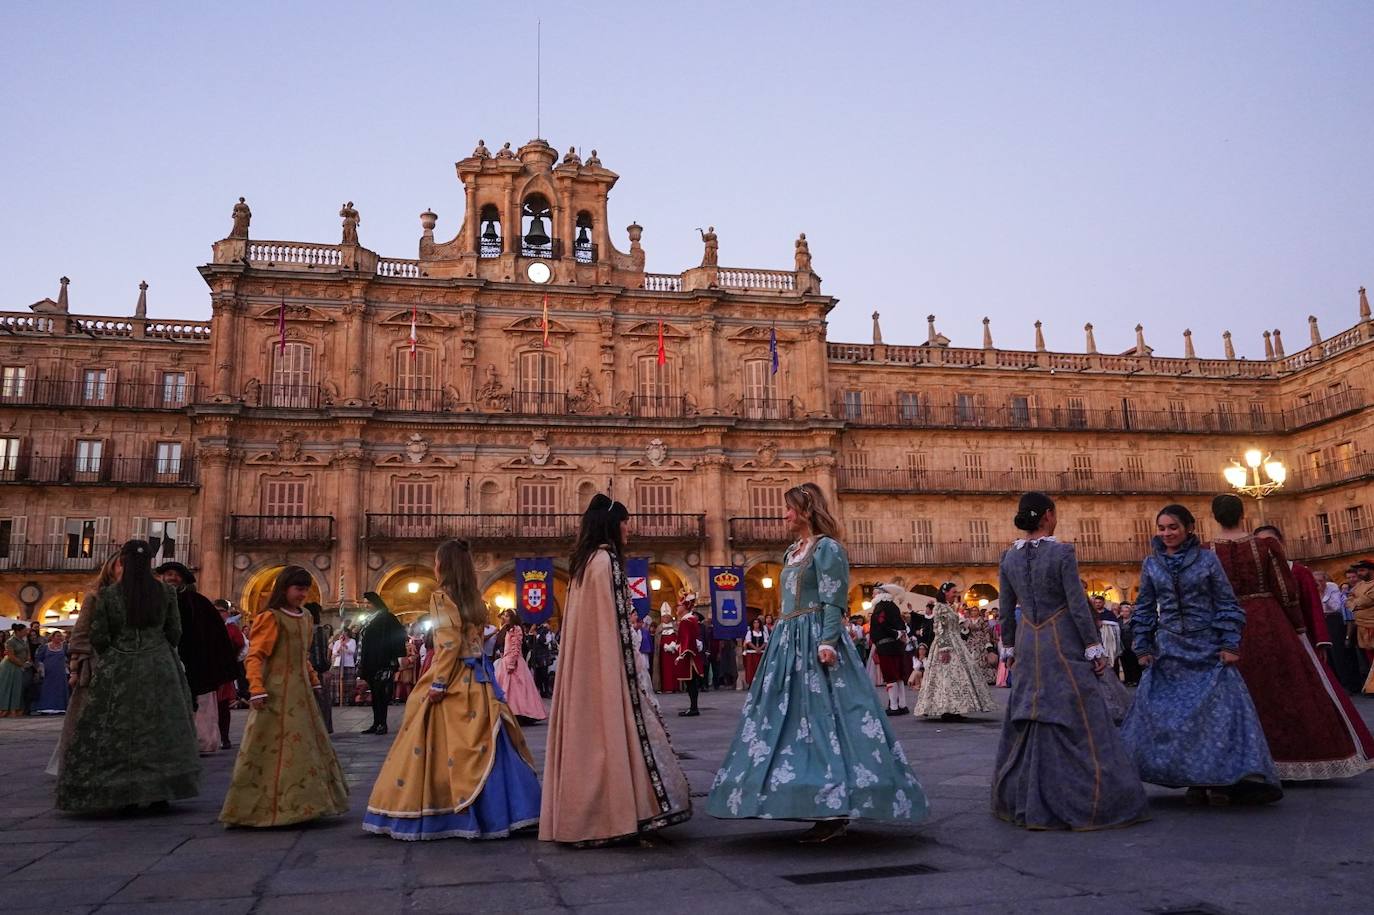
154,561,196,585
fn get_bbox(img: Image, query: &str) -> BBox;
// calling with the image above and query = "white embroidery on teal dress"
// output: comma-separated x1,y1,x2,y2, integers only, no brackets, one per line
768,760,797,791
727,787,743,815
853,763,878,788
860,711,884,741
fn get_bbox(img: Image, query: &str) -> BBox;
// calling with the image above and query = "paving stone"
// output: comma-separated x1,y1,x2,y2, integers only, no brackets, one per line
407,881,560,912
256,890,405,915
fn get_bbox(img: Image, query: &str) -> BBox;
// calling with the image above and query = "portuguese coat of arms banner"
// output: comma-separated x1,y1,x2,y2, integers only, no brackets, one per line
514,557,556,624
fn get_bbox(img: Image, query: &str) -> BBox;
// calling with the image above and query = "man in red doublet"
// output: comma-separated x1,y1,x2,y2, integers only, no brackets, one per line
674,593,706,717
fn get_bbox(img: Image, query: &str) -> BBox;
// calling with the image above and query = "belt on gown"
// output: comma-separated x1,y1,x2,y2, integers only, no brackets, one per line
462,655,506,703
781,604,821,621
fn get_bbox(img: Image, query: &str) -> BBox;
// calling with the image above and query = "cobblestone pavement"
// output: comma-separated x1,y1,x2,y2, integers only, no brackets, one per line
3,688,1373,914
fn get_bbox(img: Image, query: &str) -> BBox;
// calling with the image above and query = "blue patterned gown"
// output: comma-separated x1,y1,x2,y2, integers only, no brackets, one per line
707,536,928,823
1119,536,1280,794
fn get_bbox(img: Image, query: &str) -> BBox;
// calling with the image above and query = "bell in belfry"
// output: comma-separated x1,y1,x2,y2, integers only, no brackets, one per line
481,220,498,242
524,216,551,247
576,224,589,245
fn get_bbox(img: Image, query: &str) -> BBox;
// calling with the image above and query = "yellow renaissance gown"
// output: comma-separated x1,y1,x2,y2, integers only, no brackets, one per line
219,606,349,827
363,592,541,840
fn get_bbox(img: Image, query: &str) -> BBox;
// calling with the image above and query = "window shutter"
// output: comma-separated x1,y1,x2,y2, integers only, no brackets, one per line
49,516,65,553
95,516,111,549
17,434,31,480
131,516,148,540
176,516,192,562
184,369,198,405
105,366,119,407
100,437,114,482
11,516,26,550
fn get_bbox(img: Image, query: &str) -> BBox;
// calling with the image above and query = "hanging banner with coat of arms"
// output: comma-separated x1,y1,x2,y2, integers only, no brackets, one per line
709,566,747,638
625,556,651,618
515,557,556,625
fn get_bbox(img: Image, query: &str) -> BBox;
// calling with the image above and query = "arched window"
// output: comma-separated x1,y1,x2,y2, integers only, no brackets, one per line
478,204,502,258
636,355,678,417
574,211,595,263
393,346,438,411
521,194,553,257
515,350,560,414
479,480,500,514
270,342,315,408
576,480,597,511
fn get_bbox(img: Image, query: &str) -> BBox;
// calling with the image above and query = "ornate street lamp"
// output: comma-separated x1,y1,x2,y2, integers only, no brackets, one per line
1222,448,1286,520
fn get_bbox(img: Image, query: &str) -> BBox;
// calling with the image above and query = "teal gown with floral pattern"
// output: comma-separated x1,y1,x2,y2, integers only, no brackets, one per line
708,536,929,823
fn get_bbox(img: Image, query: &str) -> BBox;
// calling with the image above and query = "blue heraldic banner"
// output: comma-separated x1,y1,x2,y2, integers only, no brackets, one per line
515,557,556,625
709,566,747,638
625,556,651,618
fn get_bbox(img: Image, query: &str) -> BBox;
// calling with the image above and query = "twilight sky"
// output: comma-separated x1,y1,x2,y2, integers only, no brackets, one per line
3,1,1372,358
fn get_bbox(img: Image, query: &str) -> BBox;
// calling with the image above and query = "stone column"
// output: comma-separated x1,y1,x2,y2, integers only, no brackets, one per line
334,449,366,598
464,184,478,254
702,317,721,414
210,296,239,400
197,448,232,598
703,456,730,567
344,298,366,404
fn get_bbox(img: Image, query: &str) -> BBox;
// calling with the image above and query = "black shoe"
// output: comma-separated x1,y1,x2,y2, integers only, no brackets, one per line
220,741,232,750
679,709,700,717
361,724,379,734
375,724,388,735
885,707,908,717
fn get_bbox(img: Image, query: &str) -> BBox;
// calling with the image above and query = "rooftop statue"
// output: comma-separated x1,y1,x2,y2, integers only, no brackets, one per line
586,149,602,167
562,146,582,166
230,197,251,239
340,201,360,246
697,226,718,267
794,232,812,272
496,141,517,160
472,139,491,159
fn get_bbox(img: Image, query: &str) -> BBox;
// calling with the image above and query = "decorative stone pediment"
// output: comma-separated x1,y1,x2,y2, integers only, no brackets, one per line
729,325,786,342
244,433,327,465
624,321,688,338
378,309,452,329
251,303,334,324
502,316,575,336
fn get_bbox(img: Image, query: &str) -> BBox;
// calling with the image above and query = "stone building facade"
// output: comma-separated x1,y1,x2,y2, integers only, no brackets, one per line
2,138,1372,624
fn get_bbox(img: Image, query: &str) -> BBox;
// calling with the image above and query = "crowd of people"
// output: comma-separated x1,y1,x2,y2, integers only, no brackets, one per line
6,481,1374,846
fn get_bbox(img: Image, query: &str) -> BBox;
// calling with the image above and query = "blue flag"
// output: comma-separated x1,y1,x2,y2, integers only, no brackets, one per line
709,566,747,638
514,557,556,624
769,325,779,375
625,556,651,618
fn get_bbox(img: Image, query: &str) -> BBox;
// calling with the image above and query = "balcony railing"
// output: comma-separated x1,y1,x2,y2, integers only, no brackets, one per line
836,467,1210,496
365,513,581,542
229,515,335,544
634,514,707,540
573,241,598,264
510,390,568,415
1284,388,1366,429
737,397,797,420
1289,452,1374,491
518,238,564,259
1287,527,1374,562
628,395,688,418
728,516,792,547
0,542,121,573
847,540,1152,567
0,456,198,486
251,384,323,410
382,387,452,413
834,400,1286,435
0,379,201,410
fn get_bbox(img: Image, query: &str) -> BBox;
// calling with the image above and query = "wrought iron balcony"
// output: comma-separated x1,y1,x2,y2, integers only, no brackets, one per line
846,539,1152,567
1288,452,1374,491
737,397,797,420
249,384,323,410
509,390,568,415
727,516,792,547
0,379,201,410
0,456,198,486
573,241,598,264
836,467,1210,496
628,395,689,418
365,513,581,542
381,387,453,413
633,514,707,541
229,515,335,544
1286,527,1374,562
0,541,122,573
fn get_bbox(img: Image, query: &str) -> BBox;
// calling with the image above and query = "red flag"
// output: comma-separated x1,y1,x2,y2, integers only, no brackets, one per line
541,292,550,348
657,319,666,366
409,306,418,359
278,299,287,354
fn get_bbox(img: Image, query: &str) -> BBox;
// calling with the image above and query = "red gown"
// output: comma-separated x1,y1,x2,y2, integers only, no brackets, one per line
742,630,767,685
657,625,680,693
1210,536,1374,780
1292,561,1331,651
674,614,705,685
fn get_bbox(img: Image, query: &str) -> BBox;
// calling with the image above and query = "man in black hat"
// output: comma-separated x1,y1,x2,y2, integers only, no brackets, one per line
157,561,239,754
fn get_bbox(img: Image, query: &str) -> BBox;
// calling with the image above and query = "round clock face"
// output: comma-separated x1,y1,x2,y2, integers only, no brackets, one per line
19,584,42,604
526,262,552,285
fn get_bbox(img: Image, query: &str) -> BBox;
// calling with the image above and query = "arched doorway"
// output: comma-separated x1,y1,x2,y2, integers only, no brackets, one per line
38,591,83,627
239,565,322,619
374,564,438,626
744,561,782,624
966,582,999,612
647,562,690,622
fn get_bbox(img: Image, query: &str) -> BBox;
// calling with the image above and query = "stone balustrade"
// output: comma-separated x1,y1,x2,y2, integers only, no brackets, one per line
716,267,796,291
377,258,424,278
246,240,344,268
643,273,683,292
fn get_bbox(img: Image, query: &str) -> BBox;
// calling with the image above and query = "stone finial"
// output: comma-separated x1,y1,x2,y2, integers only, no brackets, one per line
1084,322,1097,354
1263,330,1275,359
135,281,148,319
1272,328,1285,357
872,311,883,345
982,316,993,349
57,276,70,313
420,208,438,237
926,315,937,345
1308,315,1322,347
1034,320,1046,352
1223,330,1236,360
626,222,643,247
1134,324,1147,356
1361,286,1371,321
229,196,251,239
1183,328,1195,359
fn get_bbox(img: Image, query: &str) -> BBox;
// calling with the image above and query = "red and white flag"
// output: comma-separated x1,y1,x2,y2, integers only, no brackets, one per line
409,306,418,358
656,319,666,366
277,299,287,354
541,292,550,348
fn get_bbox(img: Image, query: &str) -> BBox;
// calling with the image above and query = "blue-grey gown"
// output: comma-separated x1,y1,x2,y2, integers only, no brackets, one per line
708,536,928,823
1119,536,1280,794
993,539,1149,830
